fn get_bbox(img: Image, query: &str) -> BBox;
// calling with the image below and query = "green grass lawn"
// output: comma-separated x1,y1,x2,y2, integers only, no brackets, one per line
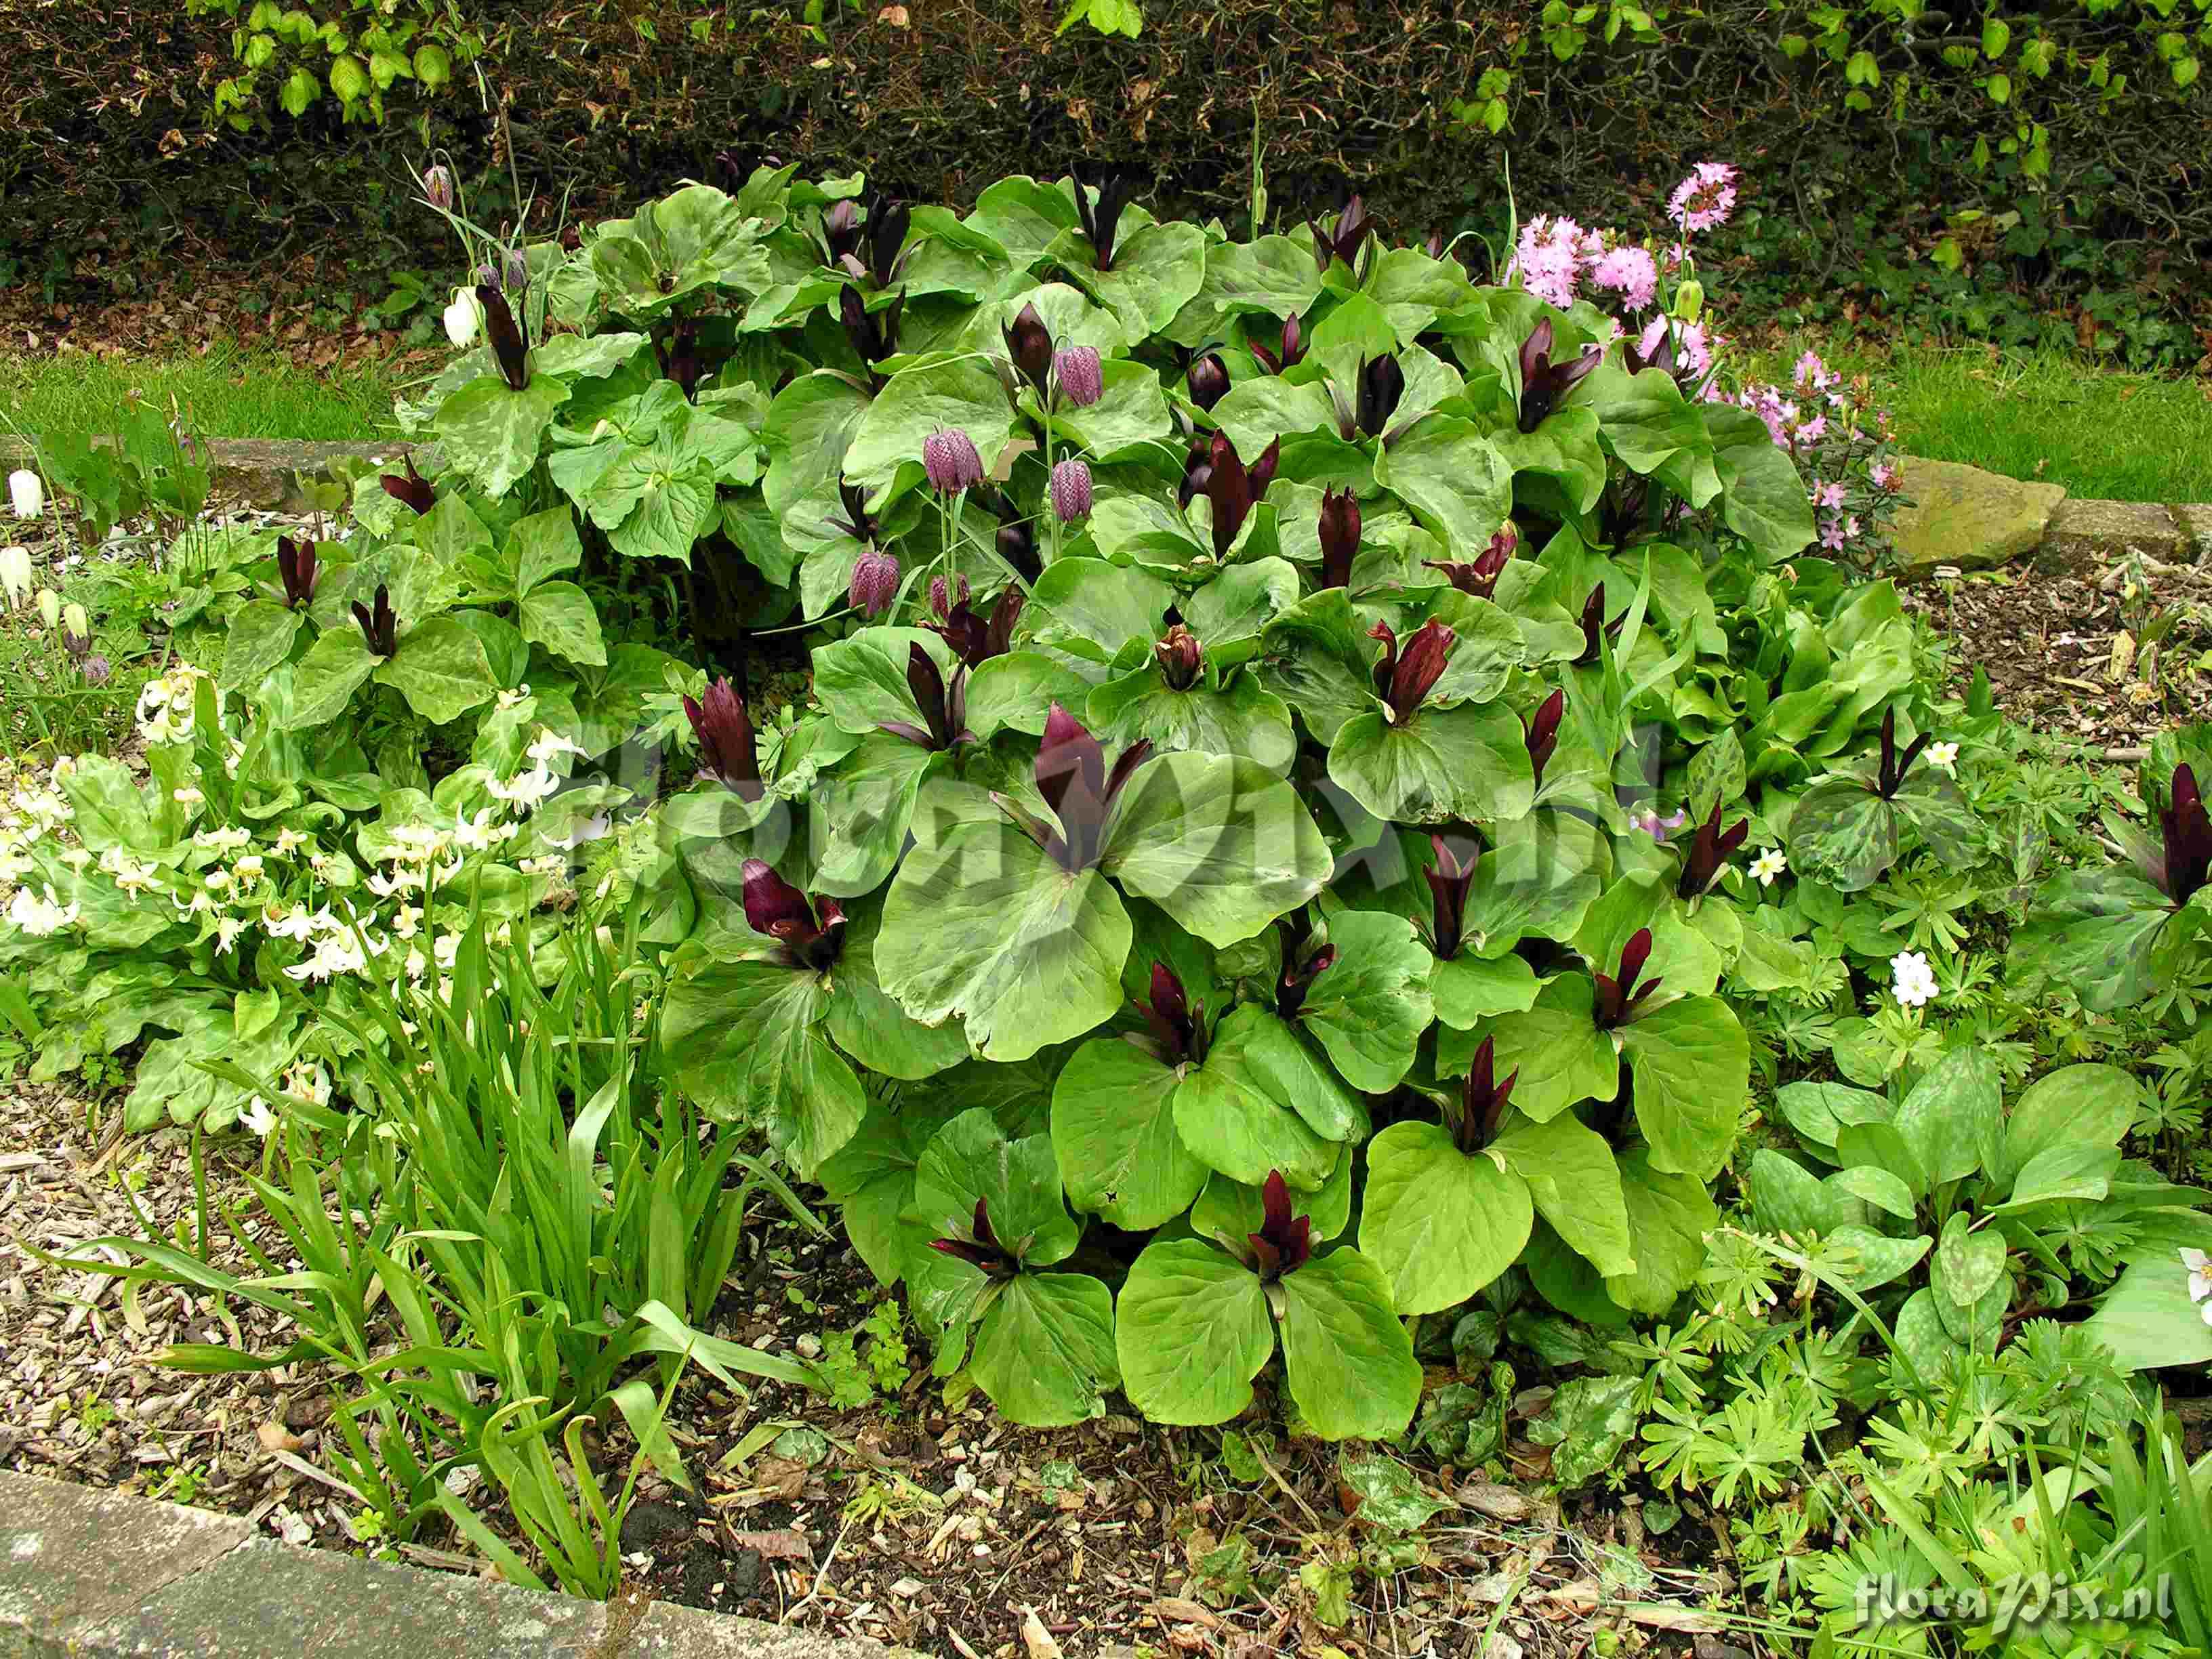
1737,337,2212,504
0,344,399,447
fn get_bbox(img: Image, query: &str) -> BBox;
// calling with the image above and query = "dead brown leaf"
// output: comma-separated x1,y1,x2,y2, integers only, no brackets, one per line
726,1528,811,1561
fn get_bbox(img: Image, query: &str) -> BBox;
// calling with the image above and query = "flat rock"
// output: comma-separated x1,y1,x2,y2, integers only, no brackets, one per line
2169,503,2212,564
2037,497,2190,574
1890,457,2066,577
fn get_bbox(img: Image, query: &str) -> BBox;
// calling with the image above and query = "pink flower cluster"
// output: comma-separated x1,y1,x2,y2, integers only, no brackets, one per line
1667,163,1740,234
1733,349,1906,565
1511,218,1664,321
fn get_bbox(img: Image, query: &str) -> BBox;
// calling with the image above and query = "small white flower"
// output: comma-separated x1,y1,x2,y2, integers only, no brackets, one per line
232,854,265,884
1748,848,1787,887
264,902,316,941
527,729,589,765
281,1062,331,1108
1925,741,1960,775
239,1097,280,1138
433,933,462,971
272,828,307,857
443,288,483,348
0,546,33,610
2184,1248,2212,1304
172,786,205,806
403,945,428,981
488,765,560,810
1890,949,1938,1010
203,869,232,893
390,903,422,941
8,469,43,520
7,884,79,936
192,826,251,853
214,915,246,954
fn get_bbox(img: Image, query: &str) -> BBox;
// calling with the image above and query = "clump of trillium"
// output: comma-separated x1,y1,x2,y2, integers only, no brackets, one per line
682,678,764,801
742,859,846,971
881,642,976,752
1322,355,1411,445
995,705,1151,873
835,192,912,289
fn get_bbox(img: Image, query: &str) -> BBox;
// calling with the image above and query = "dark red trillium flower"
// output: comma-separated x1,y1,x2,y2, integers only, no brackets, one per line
1573,585,1622,668
1318,487,1361,591
1155,623,1205,691
842,192,911,289
682,678,764,802
1422,832,1481,962
1873,708,1933,802
1677,800,1750,899
929,1199,1021,1278
741,859,846,972
881,643,975,752
926,576,1024,670
380,455,435,516
824,480,876,545
1517,319,1603,435
1186,352,1231,411
1593,927,1663,1028
1275,915,1338,1019
476,283,531,392
1136,962,1209,1066
1425,525,1518,599
1524,689,1565,792
1355,354,1406,440
996,705,1151,873
1448,1036,1520,1155
660,315,703,401
1204,432,1280,558
1178,438,1214,510
352,583,398,657
821,198,864,268
1624,327,1674,380
1602,474,1652,550
1368,618,1457,724
841,285,903,387
1247,1171,1315,1282
275,535,317,610
559,224,582,253
1003,302,1054,398
2153,764,2212,905
1073,169,1139,273
1309,194,1376,274
1248,313,1306,376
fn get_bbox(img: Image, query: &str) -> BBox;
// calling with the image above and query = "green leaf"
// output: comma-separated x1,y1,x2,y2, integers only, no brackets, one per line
2081,1256,2212,1373
1031,558,1174,658
1931,1212,2007,1311
1775,1080,1891,1155
1480,975,1617,1120
1604,1149,1715,1316
970,1273,1119,1427
1825,1224,1931,1294
1361,1121,1533,1316
878,822,1130,1061
1746,1149,1854,1240
1102,752,1330,947
1997,1145,2122,1212
820,894,968,1082
1294,909,1433,1092
661,956,865,1179
1703,402,1815,561
1327,703,1534,826
1050,1036,1209,1229
1528,1373,1641,1488
506,508,585,597
1618,996,1746,1182
281,626,380,729
1786,778,1897,893
1892,1048,1998,1187
1996,1063,2140,1190
1277,1250,1422,1441
518,581,607,667
1115,1239,1275,1425
1086,670,1297,775
844,353,1015,493
373,615,498,724
434,375,572,497
1371,416,1514,558
1172,1006,1350,1189
818,1092,968,1285
57,754,162,855
221,599,304,690
2007,869,2177,1013
813,628,962,736
1430,951,1541,1026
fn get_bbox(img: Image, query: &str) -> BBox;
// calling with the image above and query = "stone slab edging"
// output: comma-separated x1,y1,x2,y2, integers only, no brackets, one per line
0,1470,920,1659
5,437,2204,579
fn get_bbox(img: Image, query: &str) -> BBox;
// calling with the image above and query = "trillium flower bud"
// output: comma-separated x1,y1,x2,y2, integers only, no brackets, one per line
2156,762,2212,904
1050,457,1093,524
1153,623,1204,691
9,469,42,520
1356,354,1406,438
682,678,764,801
848,548,901,617
1518,319,1605,434
1002,303,1054,397
921,428,985,495
823,199,863,265
1053,345,1103,409
276,535,319,609
1317,487,1361,590
380,457,435,517
422,164,454,212
1186,353,1230,411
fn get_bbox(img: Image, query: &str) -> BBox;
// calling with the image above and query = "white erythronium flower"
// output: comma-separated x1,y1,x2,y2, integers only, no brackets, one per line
489,765,560,810
1925,740,1960,775
239,1096,281,1138
496,684,533,710
527,728,589,765
433,933,462,971
1890,949,1939,1010
2184,1248,2212,1304
7,884,80,936
271,827,308,857
404,945,429,981
9,469,42,520
99,847,162,895
264,901,316,941
1748,848,1787,887
172,786,205,806
443,287,483,348
281,1062,332,1108
214,915,246,954
231,854,266,884
193,826,251,853
390,903,422,940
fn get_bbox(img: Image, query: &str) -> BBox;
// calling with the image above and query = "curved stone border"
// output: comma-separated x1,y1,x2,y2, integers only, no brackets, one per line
0,1470,917,1659
1892,455,2211,579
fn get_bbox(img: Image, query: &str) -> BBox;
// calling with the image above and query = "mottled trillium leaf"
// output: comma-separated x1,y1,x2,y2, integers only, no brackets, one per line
912,1107,1080,1267
821,893,968,1083
1115,1239,1274,1425
434,375,573,497
1471,975,1618,1120
1493,1112,1636,1281
2004,869,2177,1014
220,600,304,691
518,581,607,666
372,616,499,724
1786,779,1899,893
817,1091,969,1286
281,627,380,729
1085,670,1297,775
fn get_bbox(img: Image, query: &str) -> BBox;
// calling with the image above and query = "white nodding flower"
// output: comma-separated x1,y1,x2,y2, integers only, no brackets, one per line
1890,949,1938,1010
527,728,589,765
0,546,33,610
239,1097,280,1138
9,470,41,520
7,884,79,936
444,288,484,348
214,916,246,954
1926,741,1960,775
1748,848,1787,887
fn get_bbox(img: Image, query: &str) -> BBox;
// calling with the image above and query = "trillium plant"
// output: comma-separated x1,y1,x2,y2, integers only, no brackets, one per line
38,154,2020,1440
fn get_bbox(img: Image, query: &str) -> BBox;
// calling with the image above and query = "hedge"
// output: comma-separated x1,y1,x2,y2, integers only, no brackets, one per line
3,0,2208,338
